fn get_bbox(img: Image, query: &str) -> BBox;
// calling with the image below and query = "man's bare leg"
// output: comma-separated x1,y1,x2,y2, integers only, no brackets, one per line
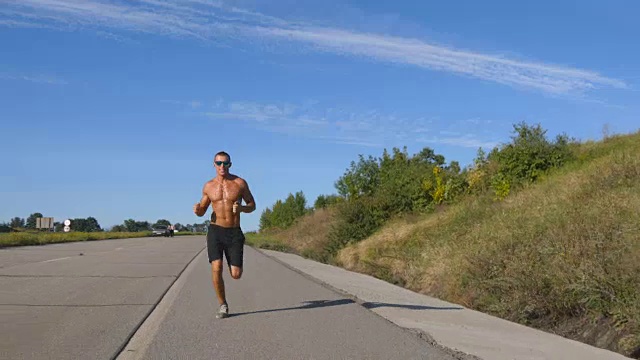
211,260,226,305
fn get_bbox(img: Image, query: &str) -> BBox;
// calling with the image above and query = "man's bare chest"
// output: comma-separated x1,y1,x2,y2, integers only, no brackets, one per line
209,180,242,202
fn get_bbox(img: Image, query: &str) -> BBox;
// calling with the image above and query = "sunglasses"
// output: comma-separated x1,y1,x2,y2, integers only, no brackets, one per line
214,161,231,167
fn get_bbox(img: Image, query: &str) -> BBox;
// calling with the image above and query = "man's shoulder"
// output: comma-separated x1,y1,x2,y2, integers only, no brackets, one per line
230,174,248,187
233,174,247,183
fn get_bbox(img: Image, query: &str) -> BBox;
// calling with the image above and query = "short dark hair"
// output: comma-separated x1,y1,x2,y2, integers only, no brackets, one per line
214,151,231,162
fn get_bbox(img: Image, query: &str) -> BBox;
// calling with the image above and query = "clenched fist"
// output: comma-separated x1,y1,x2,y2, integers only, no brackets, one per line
233,199,243,214
193,203,202,215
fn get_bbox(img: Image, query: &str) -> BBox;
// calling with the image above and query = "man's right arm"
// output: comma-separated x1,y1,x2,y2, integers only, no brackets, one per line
194,185,211,217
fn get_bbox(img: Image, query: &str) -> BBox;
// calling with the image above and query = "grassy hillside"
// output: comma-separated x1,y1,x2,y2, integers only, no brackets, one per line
248,130,640,358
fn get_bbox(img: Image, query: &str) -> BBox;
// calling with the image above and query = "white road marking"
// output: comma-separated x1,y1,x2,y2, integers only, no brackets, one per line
41,256,72,263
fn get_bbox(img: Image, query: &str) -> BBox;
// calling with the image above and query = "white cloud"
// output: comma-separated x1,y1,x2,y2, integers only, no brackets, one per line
201,99,497,148
419,135,499,149
209,101,297,122
254,26,627,95
161,99,202,108
0,0,628,96
0,72,67,85
0,18,55,29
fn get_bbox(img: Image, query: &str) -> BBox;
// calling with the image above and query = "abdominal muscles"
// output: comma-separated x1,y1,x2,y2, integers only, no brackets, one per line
210,185,241,227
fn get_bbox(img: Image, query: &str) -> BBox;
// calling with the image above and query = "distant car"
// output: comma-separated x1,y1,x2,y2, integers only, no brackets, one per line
152,225,169,237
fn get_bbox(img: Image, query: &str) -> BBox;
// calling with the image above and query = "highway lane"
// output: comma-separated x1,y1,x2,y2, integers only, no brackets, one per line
1,236,459,360
0,236,205,360
119,246,459,360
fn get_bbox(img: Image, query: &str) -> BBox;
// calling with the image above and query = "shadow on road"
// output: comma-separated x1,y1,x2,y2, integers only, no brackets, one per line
230,299,353,317
230,299,462,317
361,301,463,311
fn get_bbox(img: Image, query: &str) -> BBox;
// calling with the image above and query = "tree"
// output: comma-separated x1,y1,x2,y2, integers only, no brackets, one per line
68,217,102,232
314,194,342,209
447,161,461,175
25,212,43,229
293,191,307,217
124,219,151,232
84,217,102,232
412,147,445,166
334,154,380,199
259,208,273,231
10,217,25,228
259,191,309,231
490,122,574,184
110,225,127,232
376,147,438,213
153,219,171,228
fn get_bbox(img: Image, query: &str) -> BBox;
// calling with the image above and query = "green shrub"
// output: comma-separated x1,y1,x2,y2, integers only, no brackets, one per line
491,173,511,200
313,194,343,209
325,196,392,257
335,154,381,199
489,121,575,186
259,191,308,231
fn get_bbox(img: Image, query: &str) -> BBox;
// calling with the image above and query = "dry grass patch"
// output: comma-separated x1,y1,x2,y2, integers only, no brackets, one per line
278,208,337,252
249,208,339,261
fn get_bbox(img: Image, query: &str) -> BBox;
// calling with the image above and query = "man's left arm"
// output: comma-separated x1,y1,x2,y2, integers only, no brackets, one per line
240,180,256,213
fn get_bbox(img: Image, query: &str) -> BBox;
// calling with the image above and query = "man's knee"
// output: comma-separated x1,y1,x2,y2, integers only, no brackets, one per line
230,266,242,279
211,260,223,274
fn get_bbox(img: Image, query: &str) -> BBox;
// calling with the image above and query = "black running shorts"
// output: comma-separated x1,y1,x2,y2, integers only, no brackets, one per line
206,224,245,267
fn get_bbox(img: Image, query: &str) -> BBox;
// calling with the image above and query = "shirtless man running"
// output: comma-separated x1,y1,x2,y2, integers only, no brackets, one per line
193,151,256,318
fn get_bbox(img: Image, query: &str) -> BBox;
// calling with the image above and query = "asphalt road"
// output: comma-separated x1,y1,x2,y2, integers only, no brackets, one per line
0,236,458,360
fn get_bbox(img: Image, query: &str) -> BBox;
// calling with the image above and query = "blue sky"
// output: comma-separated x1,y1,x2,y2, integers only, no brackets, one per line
1,0,639,232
